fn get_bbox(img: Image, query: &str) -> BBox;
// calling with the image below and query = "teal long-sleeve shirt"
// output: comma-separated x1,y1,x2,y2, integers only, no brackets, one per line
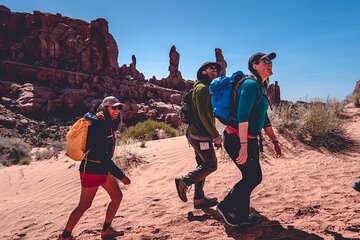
187,80,220,139
236,78,271,136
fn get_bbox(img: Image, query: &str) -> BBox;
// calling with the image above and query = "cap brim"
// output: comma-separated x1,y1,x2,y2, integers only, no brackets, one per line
261,52,276,60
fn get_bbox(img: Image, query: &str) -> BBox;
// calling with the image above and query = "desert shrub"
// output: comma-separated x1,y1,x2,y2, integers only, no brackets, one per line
34,148,54,160
270,99,351,152
352,91,360,107
122,120,178,141
0,136,31,166
268,102,300,134
114,141,147,174
140,140,146,148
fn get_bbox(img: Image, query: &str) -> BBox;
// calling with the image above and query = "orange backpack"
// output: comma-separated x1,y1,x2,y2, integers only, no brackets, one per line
66,118,92,161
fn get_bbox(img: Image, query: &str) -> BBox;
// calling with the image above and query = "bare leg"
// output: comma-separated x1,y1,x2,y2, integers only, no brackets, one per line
63,186,98,232
101,175,123,225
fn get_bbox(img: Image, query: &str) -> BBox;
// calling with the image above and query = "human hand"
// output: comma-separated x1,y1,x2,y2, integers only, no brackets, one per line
236,147,248,165
273,141,282,158
213,135,222,145
214,143,222,150
121,176,131,185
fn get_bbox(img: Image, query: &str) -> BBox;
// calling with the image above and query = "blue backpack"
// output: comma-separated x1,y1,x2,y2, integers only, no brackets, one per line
209,71,261,127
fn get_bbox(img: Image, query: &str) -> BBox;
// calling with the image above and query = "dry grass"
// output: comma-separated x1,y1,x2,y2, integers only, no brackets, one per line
352,90,360,107
269,98,353,152
114,139,147,174
0,136,31,166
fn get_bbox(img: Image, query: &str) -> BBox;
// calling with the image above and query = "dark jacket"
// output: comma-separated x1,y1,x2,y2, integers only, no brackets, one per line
79,112,125,180
187,80,220,139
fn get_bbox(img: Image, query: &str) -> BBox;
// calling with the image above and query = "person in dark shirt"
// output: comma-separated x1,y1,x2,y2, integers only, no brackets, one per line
216,52,282,227
59,96,131,240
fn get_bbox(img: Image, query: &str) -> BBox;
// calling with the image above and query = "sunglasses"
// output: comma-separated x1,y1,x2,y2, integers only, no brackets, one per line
111,105,122,110
260,59,272,64
209,66,218,71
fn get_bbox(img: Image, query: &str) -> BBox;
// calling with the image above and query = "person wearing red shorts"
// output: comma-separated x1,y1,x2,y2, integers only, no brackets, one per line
59,96,131,240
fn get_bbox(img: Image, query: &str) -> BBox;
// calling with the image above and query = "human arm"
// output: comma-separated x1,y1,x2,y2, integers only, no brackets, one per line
235,80,260,164
264,124,282,158
236,122,249,165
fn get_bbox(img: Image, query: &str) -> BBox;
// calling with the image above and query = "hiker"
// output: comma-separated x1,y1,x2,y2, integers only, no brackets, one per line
216,52,282,227
59,96,131,240
175,62,223,209
353,180,360,192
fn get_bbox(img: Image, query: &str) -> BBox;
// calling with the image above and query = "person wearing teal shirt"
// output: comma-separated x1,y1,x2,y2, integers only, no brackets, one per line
175,61,222,210
217,52,282,227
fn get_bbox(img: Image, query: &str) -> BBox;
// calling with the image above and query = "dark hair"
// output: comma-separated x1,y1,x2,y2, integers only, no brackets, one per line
249,64,269,89
103,107,121,131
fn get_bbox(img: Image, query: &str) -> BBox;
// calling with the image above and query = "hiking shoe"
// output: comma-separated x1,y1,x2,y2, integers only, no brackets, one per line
238,215,262,226
194,196,218,209
101,226,124,238
216,201,238,227
353,181,360,192
175,177,188,202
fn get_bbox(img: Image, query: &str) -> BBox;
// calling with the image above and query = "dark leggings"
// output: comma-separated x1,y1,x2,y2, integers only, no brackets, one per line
222,130,262,221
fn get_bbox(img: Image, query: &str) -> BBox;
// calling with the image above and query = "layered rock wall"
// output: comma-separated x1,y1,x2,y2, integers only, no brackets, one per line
0,6,183,127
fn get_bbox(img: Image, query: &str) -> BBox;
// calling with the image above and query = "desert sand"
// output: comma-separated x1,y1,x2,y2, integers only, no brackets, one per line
1,108,359,240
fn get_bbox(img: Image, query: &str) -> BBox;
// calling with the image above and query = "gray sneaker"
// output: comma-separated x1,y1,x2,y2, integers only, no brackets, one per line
194,196,218,209
175,177,188,202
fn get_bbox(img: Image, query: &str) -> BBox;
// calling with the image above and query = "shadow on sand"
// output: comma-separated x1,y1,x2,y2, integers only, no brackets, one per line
188,208,325,240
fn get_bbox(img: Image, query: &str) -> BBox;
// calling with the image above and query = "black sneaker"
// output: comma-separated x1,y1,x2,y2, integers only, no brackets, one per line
216,201,238,227
175,177,188,202
353,181,360,192
238,215,262,226
194,196,218,209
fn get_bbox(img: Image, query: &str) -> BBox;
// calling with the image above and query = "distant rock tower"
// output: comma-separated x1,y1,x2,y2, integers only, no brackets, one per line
267,81,281,106
215,48,227,77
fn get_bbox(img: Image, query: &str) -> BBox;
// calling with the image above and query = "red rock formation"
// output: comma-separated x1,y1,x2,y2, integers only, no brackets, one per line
0,6,185,128
267,81,281,106
149,45,193,91
215,48,227,77
354,80,360,94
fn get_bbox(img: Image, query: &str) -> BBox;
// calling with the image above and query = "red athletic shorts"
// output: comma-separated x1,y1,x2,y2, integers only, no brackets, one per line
79,172,107,188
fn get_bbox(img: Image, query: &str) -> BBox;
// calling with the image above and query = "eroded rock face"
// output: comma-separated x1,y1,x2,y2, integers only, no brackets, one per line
267,81,281,106
215,48,227,77
0,6,185,128
149,45,193,91
354,80,360,94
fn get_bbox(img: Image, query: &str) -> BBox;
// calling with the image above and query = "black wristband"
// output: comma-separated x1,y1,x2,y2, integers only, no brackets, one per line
272,140,279,144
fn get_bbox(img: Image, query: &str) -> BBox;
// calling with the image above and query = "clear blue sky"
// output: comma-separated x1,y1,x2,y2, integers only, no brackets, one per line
2,0,360,101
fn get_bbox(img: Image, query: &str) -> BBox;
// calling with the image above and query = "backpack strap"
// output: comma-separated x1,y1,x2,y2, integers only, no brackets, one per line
228,75,262,128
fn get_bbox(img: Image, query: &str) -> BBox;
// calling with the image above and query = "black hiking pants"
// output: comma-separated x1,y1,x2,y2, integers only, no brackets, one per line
222,130,262,221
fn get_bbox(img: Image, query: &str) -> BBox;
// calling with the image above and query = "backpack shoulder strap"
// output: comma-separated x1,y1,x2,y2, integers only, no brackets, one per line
229,75,263,123
229,74,249,120
242,76,262,104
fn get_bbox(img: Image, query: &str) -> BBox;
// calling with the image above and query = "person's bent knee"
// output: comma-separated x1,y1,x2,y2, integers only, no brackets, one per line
251,174,262,187
204,163,217,173
110,192,123,204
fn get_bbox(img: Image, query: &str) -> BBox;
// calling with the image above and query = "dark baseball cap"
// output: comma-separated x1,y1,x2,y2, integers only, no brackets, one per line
248,52,276,70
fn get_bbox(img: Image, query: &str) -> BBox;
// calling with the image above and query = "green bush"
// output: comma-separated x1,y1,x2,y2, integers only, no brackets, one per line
0,136,31,166
122,120,178,141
